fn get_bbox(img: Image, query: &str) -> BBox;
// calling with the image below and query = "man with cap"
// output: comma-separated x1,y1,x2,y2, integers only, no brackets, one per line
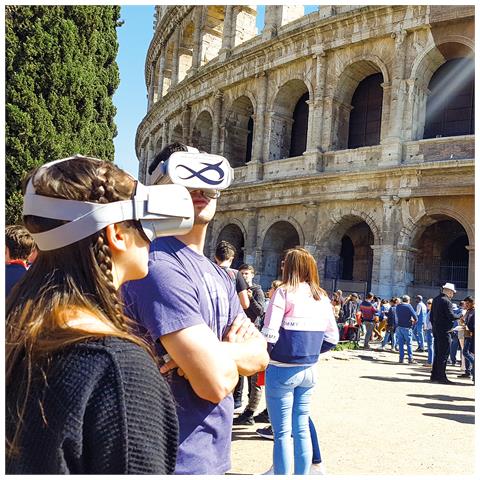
123,143,269,474
413,295,427,352
430,283,463,384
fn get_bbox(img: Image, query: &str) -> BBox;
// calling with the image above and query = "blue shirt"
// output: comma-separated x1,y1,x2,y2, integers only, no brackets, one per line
5,263,28,297
395,303,418,328
123,236,242,475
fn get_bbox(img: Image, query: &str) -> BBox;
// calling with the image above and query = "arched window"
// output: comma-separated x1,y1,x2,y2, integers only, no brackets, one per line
245,117,253,163
348,73,383,148
423,58,474,139
289,92,309,157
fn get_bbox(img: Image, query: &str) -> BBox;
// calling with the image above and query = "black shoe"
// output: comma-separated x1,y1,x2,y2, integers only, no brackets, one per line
253,409,270,423
233,410,255,425
458,373,472,378
436,378,456,385
256,425,274,440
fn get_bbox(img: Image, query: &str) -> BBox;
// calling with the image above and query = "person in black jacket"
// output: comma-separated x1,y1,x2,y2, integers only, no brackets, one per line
234,264,266,425
430,283,463,384
6,156,180,474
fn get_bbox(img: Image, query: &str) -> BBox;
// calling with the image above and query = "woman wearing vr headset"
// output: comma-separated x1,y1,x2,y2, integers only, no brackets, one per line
6,156,180,474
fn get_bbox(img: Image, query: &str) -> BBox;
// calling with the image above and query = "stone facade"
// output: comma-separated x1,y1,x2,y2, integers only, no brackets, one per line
136,5,475,299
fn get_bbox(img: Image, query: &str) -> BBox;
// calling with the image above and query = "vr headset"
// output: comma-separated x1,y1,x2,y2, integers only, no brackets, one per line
149,146,234,198
22,155,195,251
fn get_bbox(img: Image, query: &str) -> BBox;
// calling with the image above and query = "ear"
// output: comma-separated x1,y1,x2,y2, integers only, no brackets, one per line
105,224,128,253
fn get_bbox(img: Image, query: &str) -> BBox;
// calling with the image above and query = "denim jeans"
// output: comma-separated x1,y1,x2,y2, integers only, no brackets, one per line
309,417,321,464
463,338,474,377
382,329,396,348
363,321,375,348
266,364,316,475
396,326,413,361
425,329,434,364
450,334,460,365
413,319,425,349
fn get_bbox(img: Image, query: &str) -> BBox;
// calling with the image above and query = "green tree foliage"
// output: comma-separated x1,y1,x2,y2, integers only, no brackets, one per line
6,5,121,224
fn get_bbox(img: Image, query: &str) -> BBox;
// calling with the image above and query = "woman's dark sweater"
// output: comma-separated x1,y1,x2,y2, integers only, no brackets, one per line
6,336,178,474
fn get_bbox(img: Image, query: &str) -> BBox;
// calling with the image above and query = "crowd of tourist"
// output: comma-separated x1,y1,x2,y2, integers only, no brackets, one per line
5,144,475,475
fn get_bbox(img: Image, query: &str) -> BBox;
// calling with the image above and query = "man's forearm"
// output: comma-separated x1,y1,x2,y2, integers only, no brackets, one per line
221,336,269,376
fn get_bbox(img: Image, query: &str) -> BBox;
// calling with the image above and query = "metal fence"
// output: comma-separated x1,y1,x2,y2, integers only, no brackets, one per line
413,257,468,289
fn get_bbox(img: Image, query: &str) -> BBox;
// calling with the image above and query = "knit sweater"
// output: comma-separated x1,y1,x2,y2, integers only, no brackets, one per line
6,336,178,474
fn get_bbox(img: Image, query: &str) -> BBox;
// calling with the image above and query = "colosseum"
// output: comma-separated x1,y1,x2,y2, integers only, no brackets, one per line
135,5,475,300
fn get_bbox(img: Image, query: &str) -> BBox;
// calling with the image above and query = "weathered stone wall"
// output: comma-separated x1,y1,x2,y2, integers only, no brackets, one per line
137,5,475,297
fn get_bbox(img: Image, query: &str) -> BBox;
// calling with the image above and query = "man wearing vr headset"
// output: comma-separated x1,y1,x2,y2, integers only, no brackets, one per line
123,143,269,475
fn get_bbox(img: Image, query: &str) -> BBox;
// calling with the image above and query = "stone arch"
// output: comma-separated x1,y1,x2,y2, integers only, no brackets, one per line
178,21,194,82
332,56,389,150
224,95,255,167
399,212,472,291
398,207,474,250
408,40,474,140
171,123,183,144
260,220,302,289
202,6,225,65
192,110,213,152
216,222,246,268
268,79,310,160
318,213,379,288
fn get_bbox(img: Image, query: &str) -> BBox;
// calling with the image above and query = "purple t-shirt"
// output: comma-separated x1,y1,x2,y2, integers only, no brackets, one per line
123,236,242,475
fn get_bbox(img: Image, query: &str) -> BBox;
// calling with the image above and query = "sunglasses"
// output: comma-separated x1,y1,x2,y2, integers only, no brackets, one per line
188,189,221,200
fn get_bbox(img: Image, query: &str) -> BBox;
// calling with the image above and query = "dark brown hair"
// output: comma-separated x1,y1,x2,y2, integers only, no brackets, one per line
6,156,153,457
215,240,236,262
5,225,36,260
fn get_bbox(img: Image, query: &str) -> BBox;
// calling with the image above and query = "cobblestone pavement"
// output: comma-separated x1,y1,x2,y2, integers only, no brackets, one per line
228,345,476,476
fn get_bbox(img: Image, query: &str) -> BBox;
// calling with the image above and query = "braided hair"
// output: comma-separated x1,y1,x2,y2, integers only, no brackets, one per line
6,157,153,456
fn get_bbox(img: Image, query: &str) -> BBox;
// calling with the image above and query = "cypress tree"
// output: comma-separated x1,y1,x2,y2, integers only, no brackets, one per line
6,5,122,224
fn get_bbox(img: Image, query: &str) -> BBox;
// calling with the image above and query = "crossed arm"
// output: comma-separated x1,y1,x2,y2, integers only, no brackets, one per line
160,315,269,404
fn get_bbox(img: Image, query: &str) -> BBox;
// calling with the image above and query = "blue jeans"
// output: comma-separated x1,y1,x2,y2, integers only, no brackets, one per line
309,417,321,464
413,319,425,349
450,334,460,364
425,329,434,364
266,364,316,475
396,326,413,361
463,338,474,377
382,328,397,348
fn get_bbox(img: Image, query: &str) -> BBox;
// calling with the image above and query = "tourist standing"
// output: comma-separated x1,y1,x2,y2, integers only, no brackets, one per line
262,247,339,475
459,296,475,382
123,143,269,474
395,295,418,364
359,292,378,349
6,155,183,474
414,295,427,352
430,283,462,384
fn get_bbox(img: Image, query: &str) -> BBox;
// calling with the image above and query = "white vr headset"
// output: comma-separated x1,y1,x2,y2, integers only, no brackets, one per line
22,155,195,251
149,146,234,197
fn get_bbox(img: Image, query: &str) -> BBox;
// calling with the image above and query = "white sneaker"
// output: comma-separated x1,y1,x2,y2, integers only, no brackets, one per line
309,463,327,475
261,465,274,475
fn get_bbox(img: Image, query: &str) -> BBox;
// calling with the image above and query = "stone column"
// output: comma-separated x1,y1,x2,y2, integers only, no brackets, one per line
182,104,192,144
191,7,204,71
211,90,223,154
251,72,268,164
147,65,155,109
384,29,408,142
392,245,419,296
138,146,146,181
157,48,166,99
466,245,475,290
243,207,259,266
219,5,235,60
171,28,181,87
162,120,170,147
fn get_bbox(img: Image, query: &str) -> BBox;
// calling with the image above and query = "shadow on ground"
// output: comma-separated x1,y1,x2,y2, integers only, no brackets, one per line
407,393,475,402
422,412,475,424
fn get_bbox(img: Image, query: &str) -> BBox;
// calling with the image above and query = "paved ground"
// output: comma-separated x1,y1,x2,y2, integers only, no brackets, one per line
228,344,476,476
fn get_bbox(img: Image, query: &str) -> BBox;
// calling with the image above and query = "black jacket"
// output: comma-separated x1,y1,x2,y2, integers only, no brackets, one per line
430,293,462,332
244,284,265,328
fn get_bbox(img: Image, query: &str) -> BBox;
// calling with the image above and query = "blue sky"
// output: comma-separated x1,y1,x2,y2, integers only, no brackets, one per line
113,6,318,177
